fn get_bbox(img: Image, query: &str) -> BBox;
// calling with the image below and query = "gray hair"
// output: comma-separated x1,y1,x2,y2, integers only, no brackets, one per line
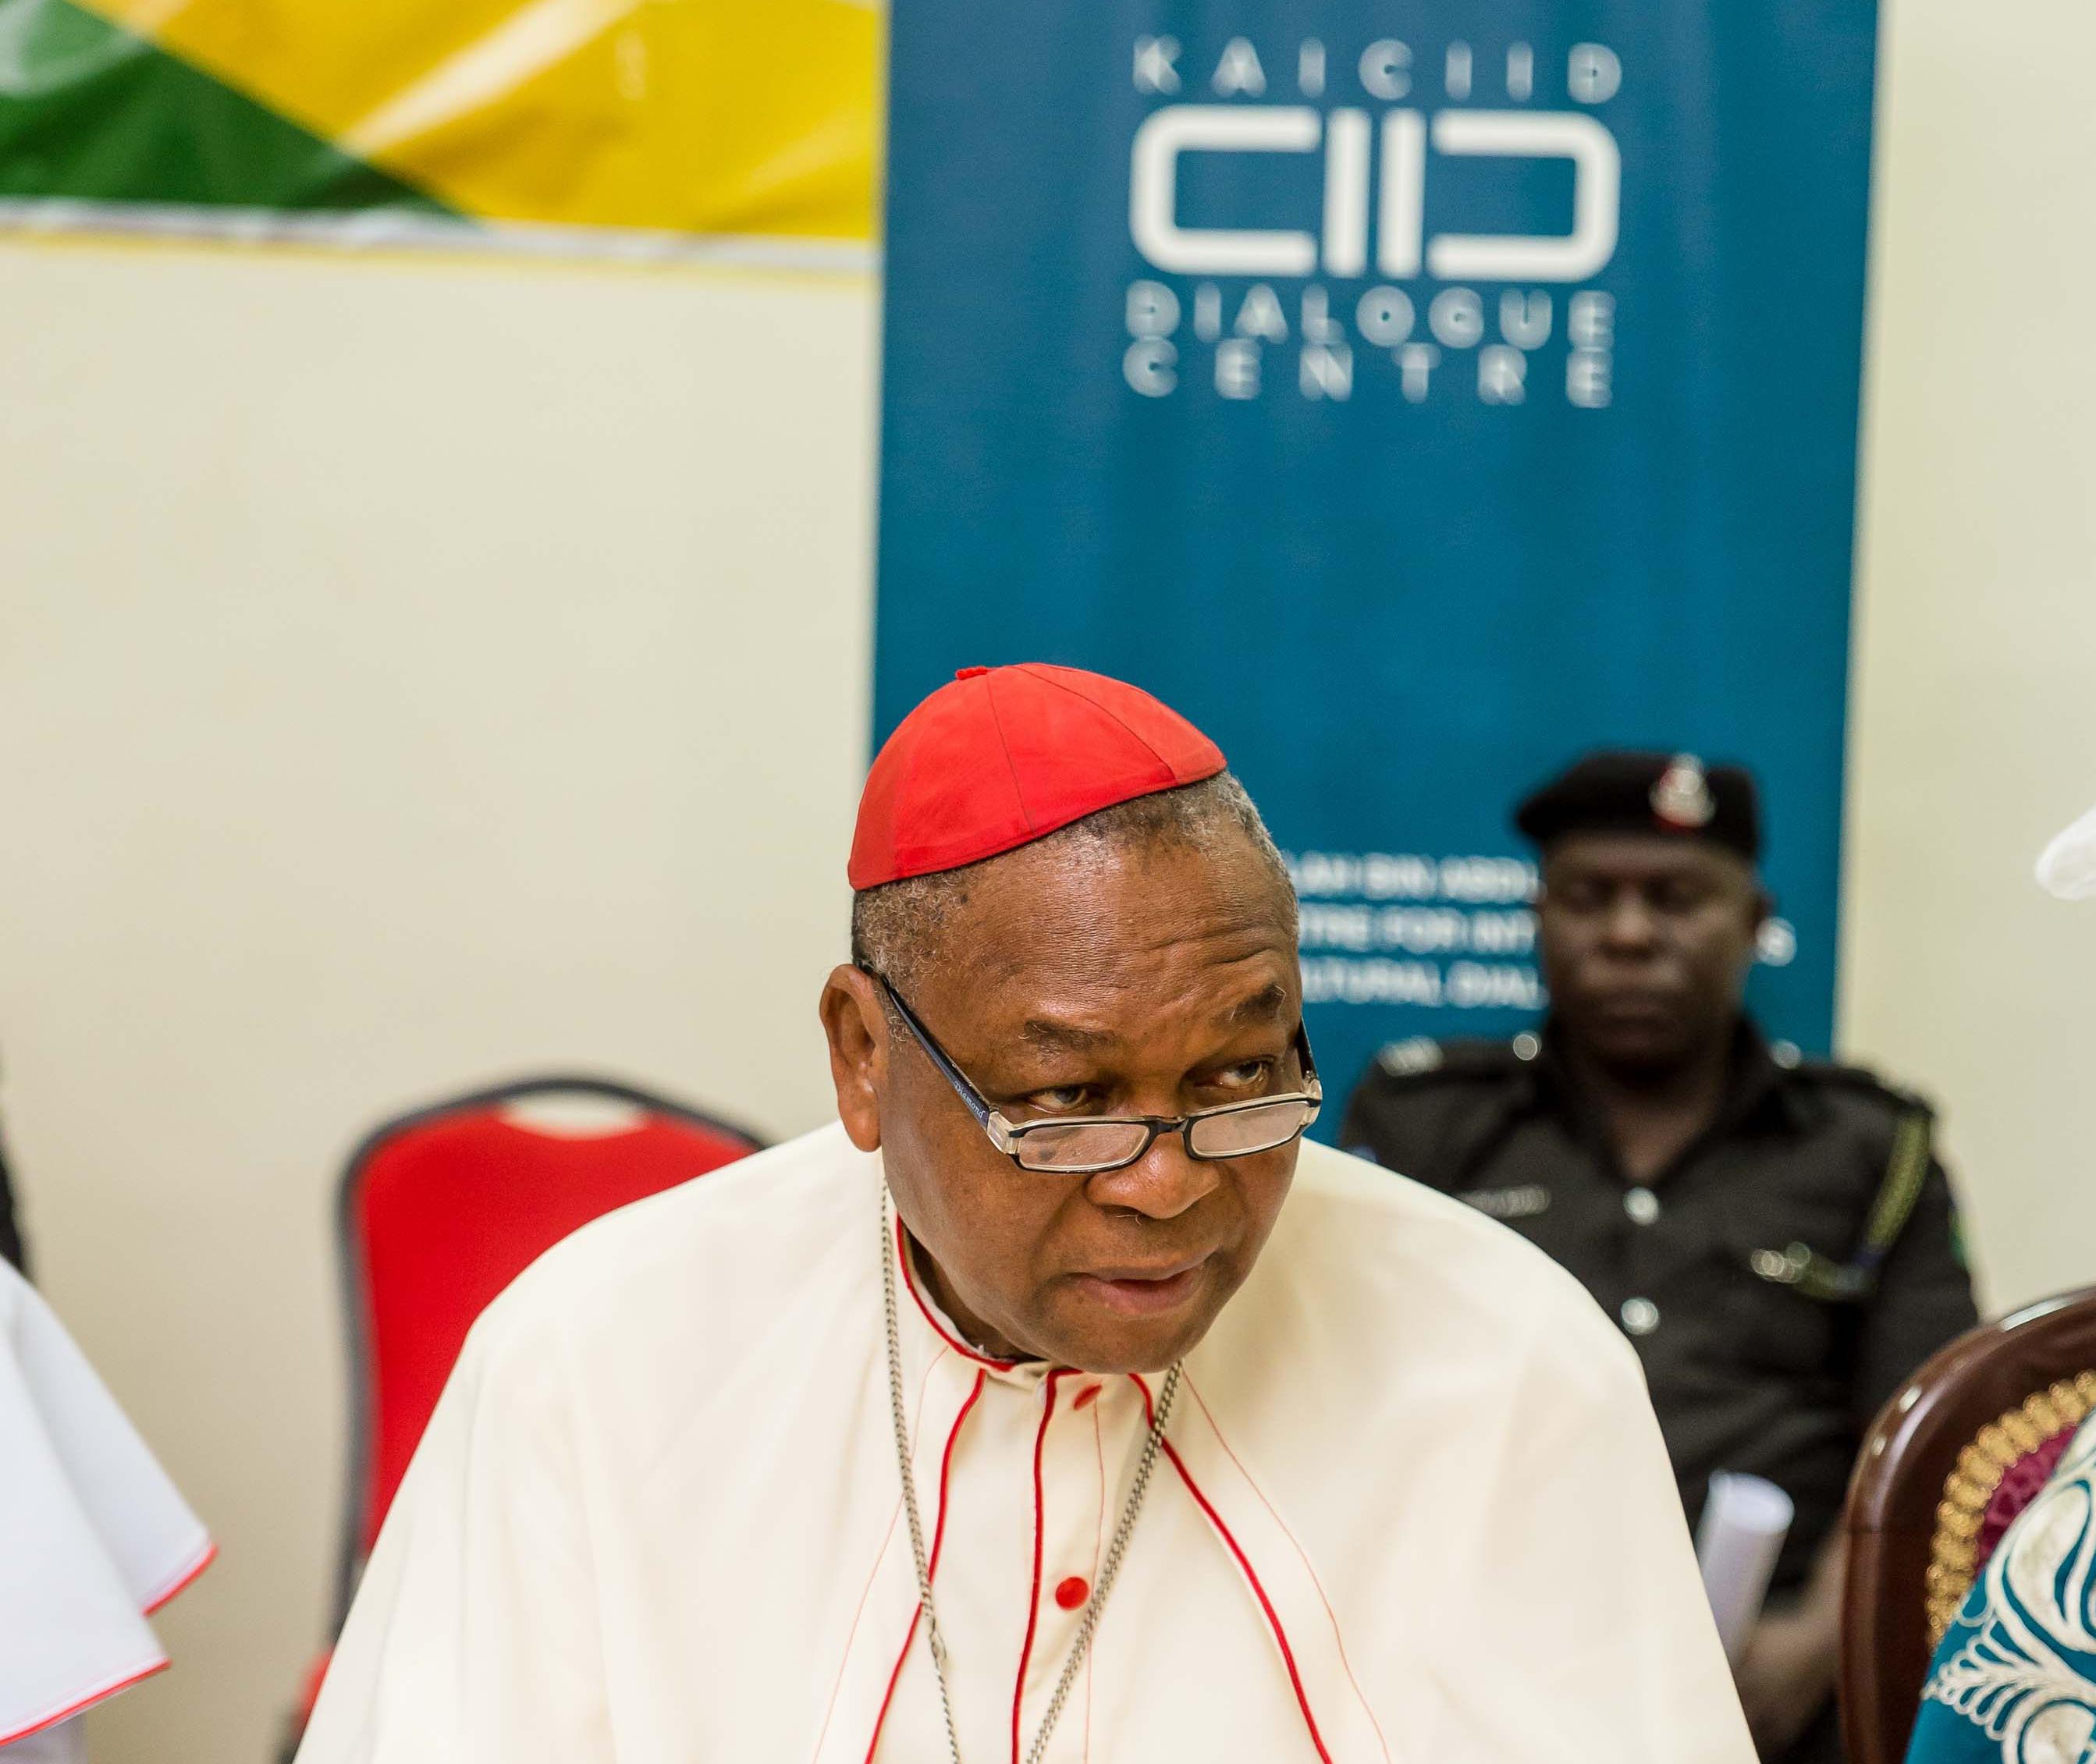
851,771,1297,998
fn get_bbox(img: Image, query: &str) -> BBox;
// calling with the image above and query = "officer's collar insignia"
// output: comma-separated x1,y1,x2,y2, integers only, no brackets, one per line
1378,1037,1443,1077
1462,1184,1551,1222
1651,754,1716,829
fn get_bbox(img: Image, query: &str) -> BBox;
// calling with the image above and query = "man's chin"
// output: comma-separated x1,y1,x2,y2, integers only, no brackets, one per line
1042,1291,1224,1375
1583,1013,1698,1073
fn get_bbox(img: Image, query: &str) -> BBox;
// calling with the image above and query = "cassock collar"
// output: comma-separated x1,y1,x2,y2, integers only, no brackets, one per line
862,1183,1393,1764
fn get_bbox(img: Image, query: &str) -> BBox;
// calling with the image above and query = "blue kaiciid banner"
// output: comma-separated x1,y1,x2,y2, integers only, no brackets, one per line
874,2,1879,1124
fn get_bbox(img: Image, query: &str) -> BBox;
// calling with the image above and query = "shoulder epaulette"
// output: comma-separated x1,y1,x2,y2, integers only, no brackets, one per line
1370,1035,1531,1084
1793,1056,1935,1119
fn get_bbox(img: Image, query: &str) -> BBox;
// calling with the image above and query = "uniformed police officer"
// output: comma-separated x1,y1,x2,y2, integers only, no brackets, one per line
1343,751,1977,1764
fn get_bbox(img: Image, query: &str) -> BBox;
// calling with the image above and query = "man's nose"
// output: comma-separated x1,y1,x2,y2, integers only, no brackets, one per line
1599,892,1661,949
1085,1126,1221,1220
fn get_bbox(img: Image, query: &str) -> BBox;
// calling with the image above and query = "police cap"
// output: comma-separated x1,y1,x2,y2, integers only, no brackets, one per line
1514,751,1760,862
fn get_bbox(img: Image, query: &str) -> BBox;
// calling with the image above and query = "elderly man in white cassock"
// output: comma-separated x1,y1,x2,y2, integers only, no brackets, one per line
298,663,1756,1764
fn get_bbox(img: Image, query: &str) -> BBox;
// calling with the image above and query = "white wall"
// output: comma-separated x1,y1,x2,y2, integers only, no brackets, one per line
0,243,878,1762
0,1,2092,1755
1838,0,2096,1315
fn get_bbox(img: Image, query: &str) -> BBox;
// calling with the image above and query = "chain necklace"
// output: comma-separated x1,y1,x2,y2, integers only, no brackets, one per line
881,1187,1182,1764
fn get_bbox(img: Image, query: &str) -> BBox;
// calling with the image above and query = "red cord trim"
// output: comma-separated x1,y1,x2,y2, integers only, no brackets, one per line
1128,1375,1334,1764
861,1368,987,1764
1011,1369,1065,1764
143,1538,218,1615
895,1216,1021,1369
865,1608,925,1764
1184,1379,1391,1764
929,1375,984,1594
1160,1437,1334,1763
0,1656,169,1748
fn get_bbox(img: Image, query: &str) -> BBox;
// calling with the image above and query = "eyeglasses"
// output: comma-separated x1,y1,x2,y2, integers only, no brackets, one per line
866,971,1321,1176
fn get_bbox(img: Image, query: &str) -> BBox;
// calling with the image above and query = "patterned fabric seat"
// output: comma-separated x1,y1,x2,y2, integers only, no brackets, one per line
1906,1404,2096,1763
1842,1289,2096,1764
1923,1377,2096,1645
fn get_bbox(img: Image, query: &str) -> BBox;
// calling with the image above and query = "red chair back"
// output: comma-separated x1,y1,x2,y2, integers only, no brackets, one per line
335,1075,762,1621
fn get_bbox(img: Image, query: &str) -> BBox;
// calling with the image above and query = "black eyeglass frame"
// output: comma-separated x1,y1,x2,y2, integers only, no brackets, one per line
866,969,1322,1175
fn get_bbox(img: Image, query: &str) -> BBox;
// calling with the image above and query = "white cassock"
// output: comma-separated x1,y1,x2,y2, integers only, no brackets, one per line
300,1126,1755,1764
0,1263,215,1758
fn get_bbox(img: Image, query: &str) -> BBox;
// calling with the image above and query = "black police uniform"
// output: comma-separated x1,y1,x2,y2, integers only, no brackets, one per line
1342,1019,1977,1761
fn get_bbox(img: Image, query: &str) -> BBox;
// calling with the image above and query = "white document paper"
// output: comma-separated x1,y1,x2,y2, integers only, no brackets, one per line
1696,1471,1794,1665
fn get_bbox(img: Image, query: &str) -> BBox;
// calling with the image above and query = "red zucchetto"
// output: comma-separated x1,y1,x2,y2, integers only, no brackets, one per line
847,663,1227,889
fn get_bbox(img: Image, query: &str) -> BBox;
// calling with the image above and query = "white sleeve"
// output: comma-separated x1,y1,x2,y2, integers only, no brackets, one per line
0,1719,87,1763
0,1265,211,1748
1448,1306,1757,1764
296,1304,615,1764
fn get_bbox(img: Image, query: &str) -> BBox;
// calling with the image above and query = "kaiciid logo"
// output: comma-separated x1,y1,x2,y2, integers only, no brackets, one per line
1123,37,1622,408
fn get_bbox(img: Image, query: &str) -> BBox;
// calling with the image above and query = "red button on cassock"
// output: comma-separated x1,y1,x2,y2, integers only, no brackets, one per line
1054,1576,1089,1610
1071,1384,1100,1410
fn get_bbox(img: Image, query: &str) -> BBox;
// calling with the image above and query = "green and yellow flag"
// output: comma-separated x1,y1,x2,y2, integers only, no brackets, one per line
0,0,879,261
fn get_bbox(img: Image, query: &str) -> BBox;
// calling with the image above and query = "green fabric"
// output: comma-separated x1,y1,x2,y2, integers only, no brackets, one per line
0,0,451,214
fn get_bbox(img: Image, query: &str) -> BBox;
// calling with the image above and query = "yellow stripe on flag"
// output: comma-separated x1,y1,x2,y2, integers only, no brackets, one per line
73,0,879,240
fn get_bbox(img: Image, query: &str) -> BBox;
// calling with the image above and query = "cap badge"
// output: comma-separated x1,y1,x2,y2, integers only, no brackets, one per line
1651,754,1716,830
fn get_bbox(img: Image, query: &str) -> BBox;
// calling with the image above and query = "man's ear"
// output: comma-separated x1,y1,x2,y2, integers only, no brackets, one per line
1743,884,1782,979
819,965,888,1152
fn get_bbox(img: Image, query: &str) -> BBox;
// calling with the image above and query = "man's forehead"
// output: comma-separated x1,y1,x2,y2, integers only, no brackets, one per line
968,822,1287,922
1544,832,1754,880
1016,978,1292,1052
